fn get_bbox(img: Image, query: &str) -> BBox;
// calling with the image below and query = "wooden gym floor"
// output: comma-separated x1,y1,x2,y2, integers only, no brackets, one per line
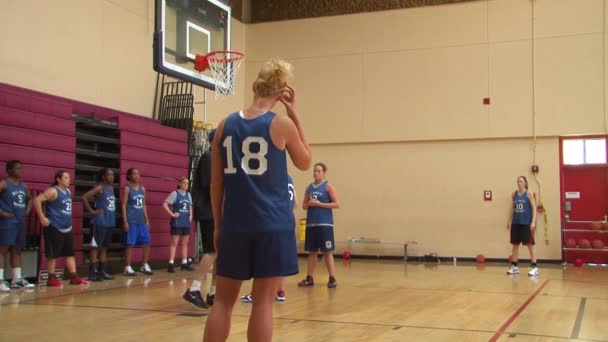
0,259,607,342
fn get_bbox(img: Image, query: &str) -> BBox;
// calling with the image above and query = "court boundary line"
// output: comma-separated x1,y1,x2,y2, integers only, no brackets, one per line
571,297,587,339
15,301,607,342
488,279,550,342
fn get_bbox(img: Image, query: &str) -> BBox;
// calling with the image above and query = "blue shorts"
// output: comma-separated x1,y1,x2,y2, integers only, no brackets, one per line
0,220,26,248
123,223,151,246
217,230,298,280
305,226,335,252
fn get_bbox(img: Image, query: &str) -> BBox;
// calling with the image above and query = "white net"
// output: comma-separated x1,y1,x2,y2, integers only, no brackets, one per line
206,51,244,99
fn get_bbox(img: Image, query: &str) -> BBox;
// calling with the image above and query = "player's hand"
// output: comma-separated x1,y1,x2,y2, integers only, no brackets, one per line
530,223,536,231
93,209,103,216
308,199,320,207
1,211,15,219
172,212,180,219
40,217,50,227
123,223,129,232
506,223,511,230
279,85,297,115
189,215,193,223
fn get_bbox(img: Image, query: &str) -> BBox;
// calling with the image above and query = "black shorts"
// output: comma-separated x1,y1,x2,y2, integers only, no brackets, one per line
304,226,335,252
216,230,298,280
92,227,113,248
44,226,75,258
199,219,215,253
171,226,191,236
510,224,535,245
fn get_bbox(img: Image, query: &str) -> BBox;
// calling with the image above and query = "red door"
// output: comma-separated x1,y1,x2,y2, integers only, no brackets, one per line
561,137,608,264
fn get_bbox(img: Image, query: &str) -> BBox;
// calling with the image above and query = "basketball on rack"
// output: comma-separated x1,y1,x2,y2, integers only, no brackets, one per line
591,239,605,249
565,238,577,248
578,239,591,249
590,221,602,230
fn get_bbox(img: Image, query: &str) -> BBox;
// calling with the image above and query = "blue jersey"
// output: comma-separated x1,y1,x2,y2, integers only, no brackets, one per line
512,191,533,225
0,179,26,227
126,184,145,224
220,111,293,233
306,181,334,227
171,190,191,228
91,184,116,228
288,175,295,209
47,186,72,231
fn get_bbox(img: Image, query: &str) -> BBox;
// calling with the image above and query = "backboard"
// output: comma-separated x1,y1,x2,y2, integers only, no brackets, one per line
154,0,231,90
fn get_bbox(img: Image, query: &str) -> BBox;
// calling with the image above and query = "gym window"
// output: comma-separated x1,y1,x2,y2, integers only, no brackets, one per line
563,138,606,165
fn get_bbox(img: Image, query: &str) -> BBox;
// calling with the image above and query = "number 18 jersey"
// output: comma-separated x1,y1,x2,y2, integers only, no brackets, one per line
220,111,293,233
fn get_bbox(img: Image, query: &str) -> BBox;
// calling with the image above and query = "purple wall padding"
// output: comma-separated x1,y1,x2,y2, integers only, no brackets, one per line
121,146,189,168
119,114,187,142
121,131,188,155
0,125,76,152
1,82,192,265
119,161,186,180
0,107,75,136
0,145,75,169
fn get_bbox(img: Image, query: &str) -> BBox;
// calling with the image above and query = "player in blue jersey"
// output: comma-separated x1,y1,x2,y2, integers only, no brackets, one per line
121,168,153,276
34,169,88,286
203,59,311,342
81,168,116,282
298,162,341,288
162,176,194,273
506,176,539,276
0,161,34,290
240,175,297,303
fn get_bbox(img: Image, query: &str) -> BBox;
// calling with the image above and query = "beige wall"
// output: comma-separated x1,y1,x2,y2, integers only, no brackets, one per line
2,0,606,259
0,0,245,118
247,0,608,259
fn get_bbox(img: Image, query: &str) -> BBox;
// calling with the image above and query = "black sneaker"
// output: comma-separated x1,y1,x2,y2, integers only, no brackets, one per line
206,293,215,306
181,262,195,271
182,289,208,309
88,271,103,282
298,275,314,287
168,263,175,273
99,271,114,280
327,276,337,288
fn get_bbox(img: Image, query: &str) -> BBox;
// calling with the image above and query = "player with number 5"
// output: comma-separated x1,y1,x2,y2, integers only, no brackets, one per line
203,59,311,342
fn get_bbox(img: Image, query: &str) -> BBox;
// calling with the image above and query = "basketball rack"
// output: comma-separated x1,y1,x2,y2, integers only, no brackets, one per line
347,237,418,263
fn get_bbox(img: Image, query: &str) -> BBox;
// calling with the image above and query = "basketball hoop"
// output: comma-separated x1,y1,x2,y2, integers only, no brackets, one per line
195,51,244,99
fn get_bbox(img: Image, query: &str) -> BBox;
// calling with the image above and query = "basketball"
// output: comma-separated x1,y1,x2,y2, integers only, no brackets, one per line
590,221,602,230
565,238,577,248
574,258,584,267
578,239,591,249
476,254,486,263
342,251,351,260
591,239,605,249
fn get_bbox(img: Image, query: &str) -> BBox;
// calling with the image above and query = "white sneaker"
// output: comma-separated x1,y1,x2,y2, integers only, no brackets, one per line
124,266,136,276
240,294,252,303
528,267,539,277
0,281,10,292
11,278,35,289
507,265,520,275
140,264,153,275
